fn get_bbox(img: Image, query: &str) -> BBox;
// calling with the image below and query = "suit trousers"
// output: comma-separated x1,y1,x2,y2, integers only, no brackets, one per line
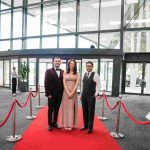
12,78,17,94
81,94,96,130
48,93,62,126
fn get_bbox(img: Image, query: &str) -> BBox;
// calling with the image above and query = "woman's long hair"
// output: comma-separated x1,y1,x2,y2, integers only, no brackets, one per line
66,59,77,75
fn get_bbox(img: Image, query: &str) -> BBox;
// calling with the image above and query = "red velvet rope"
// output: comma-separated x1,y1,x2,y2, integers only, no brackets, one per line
31,87,39,98
103,94,119,110
16,92,31,108
121,102,150,125
0,101,15,127
95,94,103,100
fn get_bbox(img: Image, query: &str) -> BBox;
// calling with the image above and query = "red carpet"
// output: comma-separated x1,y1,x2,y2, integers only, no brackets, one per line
13,107,121,150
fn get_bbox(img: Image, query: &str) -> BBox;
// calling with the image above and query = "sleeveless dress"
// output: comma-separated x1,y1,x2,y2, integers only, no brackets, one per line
60,74,78,128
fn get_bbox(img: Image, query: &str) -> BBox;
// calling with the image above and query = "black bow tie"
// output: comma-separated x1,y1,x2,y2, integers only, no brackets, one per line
56,68,60,71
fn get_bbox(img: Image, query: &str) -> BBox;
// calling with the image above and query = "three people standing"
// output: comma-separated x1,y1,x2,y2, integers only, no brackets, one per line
44,58,100,134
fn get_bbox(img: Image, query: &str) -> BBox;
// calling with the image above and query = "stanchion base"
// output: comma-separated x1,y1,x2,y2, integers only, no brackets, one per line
110,132,124,139
6,135,22,142
98,116,108,121
26,116,36,120
35,105,44,109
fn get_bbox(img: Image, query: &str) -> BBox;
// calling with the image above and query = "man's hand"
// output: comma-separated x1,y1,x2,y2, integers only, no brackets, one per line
48,95,52,99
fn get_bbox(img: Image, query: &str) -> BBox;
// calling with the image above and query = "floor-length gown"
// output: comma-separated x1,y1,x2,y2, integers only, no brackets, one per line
60,74,78,128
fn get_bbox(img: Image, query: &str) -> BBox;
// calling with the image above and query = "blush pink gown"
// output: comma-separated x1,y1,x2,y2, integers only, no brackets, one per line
60,74,78,128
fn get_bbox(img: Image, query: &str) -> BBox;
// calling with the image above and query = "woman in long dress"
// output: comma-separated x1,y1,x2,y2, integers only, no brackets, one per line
60,59,80,130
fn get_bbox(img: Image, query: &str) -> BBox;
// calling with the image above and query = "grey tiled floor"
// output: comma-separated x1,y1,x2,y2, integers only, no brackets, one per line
0,88,150,150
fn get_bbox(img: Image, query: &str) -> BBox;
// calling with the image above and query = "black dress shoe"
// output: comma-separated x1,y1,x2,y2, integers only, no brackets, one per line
48,126,53,131
80,126,87,130
87,129,92,134
53,123,60,129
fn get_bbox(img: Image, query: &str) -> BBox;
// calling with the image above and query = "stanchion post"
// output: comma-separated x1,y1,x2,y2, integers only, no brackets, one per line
35,84,44,109
110,95,124,139
98,90,108,121
6,94,22,142
26,88,36,120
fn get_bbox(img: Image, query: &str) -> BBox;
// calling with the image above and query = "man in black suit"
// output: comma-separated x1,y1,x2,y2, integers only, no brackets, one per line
44,57,64,131
80,61,100,134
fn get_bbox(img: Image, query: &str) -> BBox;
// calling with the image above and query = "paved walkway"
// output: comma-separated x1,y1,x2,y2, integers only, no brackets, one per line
0,88,150,150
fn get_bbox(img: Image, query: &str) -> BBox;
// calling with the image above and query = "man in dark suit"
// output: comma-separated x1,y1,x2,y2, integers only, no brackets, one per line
44,57,64,131
80,61,100,134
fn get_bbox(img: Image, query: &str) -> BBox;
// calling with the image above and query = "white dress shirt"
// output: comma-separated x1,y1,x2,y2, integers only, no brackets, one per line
12,70,17,78
55,68,60,77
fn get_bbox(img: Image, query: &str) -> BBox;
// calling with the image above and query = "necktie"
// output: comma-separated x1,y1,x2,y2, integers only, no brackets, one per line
87,72,89,78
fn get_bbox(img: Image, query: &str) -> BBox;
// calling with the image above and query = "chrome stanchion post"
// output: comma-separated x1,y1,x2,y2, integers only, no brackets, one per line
98,90,108,121
35,84,44,109
110,95,124,139
26,88,36,120
6,94,22,142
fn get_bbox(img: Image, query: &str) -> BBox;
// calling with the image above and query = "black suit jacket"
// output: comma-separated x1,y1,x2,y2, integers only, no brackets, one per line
44,68,64,97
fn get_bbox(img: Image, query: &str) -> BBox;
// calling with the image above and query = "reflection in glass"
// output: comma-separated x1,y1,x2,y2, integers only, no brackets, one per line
60,2,76,33
124,0,150,28
59,36,75,48
13,9,22,38
78,34,98,48
1,3,10,9
39,59,53,92
13,40,22,50
80,0,99,32
1,11,11,39
100,59,113,93
27,6,40,36
124,31,150,52
29,58,36,91
43,4,58,35
144,63,150,94
42,37,57,48
100,32,120,49
26,38,40,49
125,63,142,93
0,61,3,86
100,0,121,30
14,0,23,7
4,60,10,87
0,41,10,51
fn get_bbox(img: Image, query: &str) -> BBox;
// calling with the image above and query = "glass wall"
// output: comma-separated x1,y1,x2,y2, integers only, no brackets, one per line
100,59,113,93
124,31,150,52
125,63,143,93
39,58,53,92
29,58,37,91
0,61,3,86
4,60,10,87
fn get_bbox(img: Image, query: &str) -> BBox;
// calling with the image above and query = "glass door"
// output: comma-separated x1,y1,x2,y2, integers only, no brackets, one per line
143,63,150,94
39,58,53,92
0,61,3,86
100,59,113,95
125,63,143,94
11,59,18,90
29,58,36,91
4,60,10,87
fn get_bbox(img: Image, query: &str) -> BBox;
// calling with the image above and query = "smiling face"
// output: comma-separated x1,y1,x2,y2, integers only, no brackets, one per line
54,58,61,69
86,63,93,72
69,60,75,71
